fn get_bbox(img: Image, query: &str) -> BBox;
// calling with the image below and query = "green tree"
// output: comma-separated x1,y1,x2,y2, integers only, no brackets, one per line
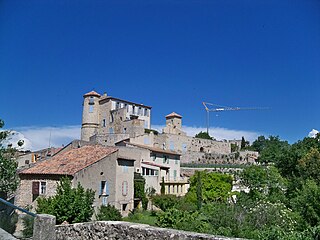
240,137,249,149
186,171,233,204
291,179,320,227
160,177,165,195
0,119,19,198
36,177,95,224
195,131,213,140
239,165,287,202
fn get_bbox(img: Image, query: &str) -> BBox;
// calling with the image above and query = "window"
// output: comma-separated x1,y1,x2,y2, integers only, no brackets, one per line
122,181,128,196
163,155,168,164
116,102,120,109
89,105,94,113
122,203,128,211
40,182,46,194
109,127,114,134
174,170,177,181
144,108,148,116
102,119,106,127
132,106,135,114
89,97,94,105
100,181,109,196
122,165,128,173
151,155,156,161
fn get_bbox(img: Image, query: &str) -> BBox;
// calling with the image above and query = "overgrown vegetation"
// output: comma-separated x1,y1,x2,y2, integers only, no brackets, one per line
195,131,213,140
127,134,320,239
36,177,95,224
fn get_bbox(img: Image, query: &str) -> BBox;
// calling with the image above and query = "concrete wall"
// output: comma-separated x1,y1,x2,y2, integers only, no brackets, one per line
55,221,244,240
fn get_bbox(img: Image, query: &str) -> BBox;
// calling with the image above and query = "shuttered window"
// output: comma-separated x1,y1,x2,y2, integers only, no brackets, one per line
32,182,40,195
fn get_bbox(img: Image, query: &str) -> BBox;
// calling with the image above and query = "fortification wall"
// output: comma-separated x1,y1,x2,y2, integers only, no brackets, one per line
55,221,243,240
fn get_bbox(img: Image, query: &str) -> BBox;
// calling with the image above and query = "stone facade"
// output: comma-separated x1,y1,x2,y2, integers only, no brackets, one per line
16,145,135,216
55,221,244,240
81,91,152,141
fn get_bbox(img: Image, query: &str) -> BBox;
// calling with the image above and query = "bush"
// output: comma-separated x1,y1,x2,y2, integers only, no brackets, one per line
96,204,122,221
22,215,34,238
36,177,95,224
152,194,180,211
0,211,18,234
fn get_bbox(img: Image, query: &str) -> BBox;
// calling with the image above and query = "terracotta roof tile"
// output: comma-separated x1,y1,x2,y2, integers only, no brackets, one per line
19,145,118,176
83,91,101,98
165,112,182,119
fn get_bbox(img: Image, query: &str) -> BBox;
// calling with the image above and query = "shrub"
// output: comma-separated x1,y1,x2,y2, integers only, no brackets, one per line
96,204,122,221
22,215,34,238
36,177,95,224
152,194,180,211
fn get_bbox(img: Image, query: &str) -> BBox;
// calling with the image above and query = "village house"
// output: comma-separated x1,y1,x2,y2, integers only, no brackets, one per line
116,141,189,196
15,144,135,216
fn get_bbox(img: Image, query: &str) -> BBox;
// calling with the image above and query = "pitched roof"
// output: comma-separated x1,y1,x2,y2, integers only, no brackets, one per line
83,91,101,98
142,161,170,169
124,142,180,156
19,145,118,176
99,96,152,109
165,112,182,119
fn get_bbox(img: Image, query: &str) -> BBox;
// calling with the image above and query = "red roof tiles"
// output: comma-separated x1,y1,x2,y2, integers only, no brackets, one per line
19,145,118,176
83,91,101,98
165,112,182,119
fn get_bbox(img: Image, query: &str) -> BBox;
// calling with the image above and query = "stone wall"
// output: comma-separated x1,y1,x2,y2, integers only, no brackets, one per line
55,221,244,240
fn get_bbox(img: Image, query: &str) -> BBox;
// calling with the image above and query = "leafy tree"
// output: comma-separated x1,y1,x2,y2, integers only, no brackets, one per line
96,204,122,221
291,179,320,227
152,194,180,211
0,119,19,198
160,177,165,195
196,171,202,209
298,148,320,184
186,171,233,204
239,165,287,202
240,137,249,149
195,131,213,140
36,177,95,224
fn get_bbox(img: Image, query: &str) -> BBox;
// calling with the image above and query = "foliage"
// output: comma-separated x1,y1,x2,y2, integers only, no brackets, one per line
0,119,19,198
291,179,320,226
195,131,213,140
298,148,320,184
240,136,249,149
0,211,18,234
134,173,148,210
144,128,159,135
96,204,122,221
123,209,157,226
22,215,34,238
196,171,202,209
36,177,95,224
239,165,287,202
152,194,180,211
160,177,165,195
186,171,233,204
230,143,239,152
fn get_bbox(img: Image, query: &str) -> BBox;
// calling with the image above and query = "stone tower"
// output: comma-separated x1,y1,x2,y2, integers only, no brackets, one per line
163,112,186,136
81,91,101,141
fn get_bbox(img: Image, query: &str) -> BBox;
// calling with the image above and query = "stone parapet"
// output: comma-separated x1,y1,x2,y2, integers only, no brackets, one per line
56,221,245,240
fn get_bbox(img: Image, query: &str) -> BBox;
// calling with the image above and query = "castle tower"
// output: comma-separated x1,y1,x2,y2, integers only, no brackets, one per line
163,112,186,135
81,91,101,141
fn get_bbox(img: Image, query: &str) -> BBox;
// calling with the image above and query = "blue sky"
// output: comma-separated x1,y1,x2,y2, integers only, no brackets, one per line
1,0,319,150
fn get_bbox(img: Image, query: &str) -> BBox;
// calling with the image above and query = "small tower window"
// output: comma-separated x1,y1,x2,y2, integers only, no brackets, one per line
89,97,94,105
102,119,106,127
89,105,94,113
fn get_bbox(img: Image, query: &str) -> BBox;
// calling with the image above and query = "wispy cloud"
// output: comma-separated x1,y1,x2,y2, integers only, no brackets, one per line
153,125,260,143
5,124,260,151
8,126,81,151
